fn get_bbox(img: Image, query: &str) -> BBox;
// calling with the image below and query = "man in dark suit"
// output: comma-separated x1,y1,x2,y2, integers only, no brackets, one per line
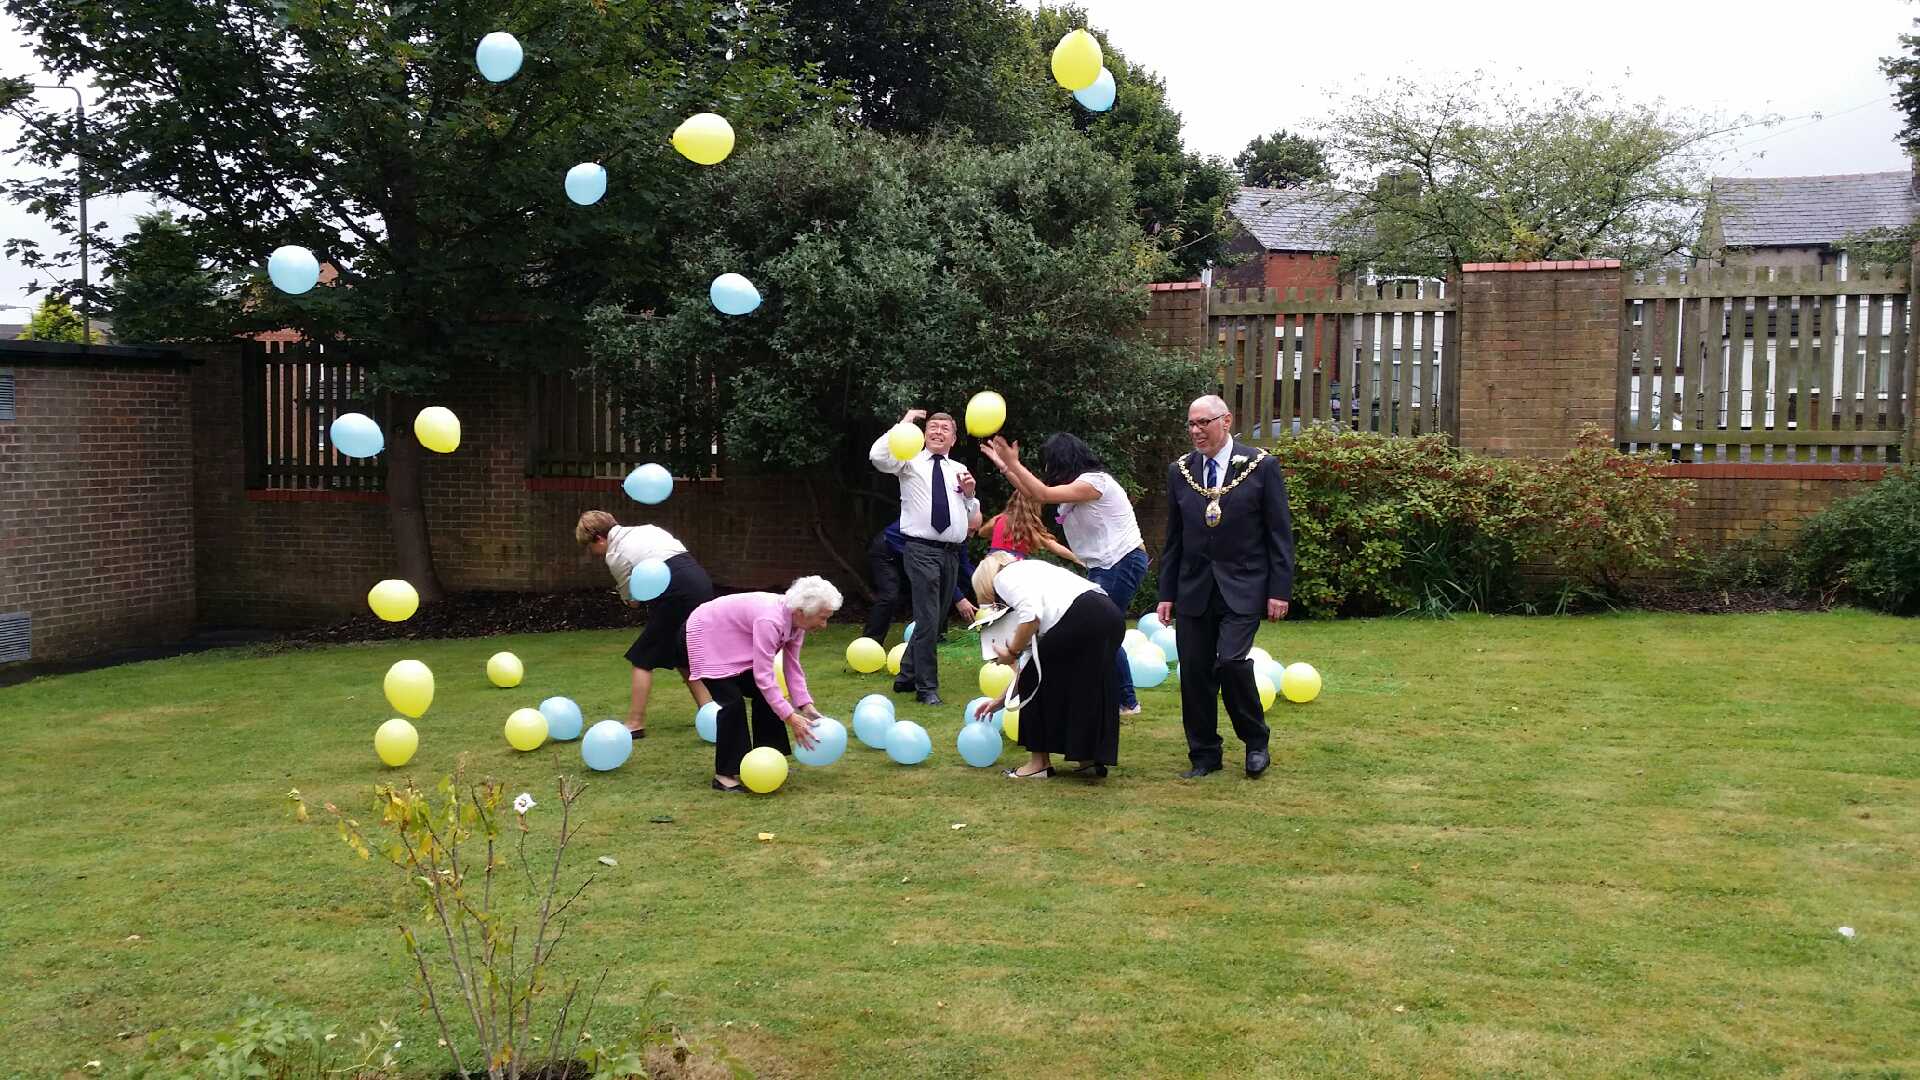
1156,394,1295,779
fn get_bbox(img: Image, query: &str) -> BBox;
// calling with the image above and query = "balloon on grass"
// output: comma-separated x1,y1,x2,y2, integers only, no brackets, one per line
886,642,906,676
1002,707,1020,742
794,716,847,767
957,721,1002,767
487,651,524,688
1137,611,1164,637
505,707,548,751
374,718,418,767
268,245,319,294
581,720,633,770
846,637,886,673
564,162,607,206
367,579,418,622
330,412,383,458
885,720,932,765
616,463,670,505
740,746,788,792
1255,669,1277,712
539,696,583,741
853,694,895,749
475,32,523,82
1281,662,1322,704
1128,647,1169,688
695,701,720,743
1149,628,1177,663
384,660,434,717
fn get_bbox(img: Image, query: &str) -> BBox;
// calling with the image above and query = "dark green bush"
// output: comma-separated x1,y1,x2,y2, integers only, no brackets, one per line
1790,467,1920,614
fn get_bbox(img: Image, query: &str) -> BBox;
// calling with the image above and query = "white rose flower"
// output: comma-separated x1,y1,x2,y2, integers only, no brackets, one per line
513,792,536,815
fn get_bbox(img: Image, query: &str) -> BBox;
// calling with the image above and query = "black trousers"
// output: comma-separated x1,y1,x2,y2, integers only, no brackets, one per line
1174,582,1270,769
862,532,912,643
708,670,791,778
899,538,960,693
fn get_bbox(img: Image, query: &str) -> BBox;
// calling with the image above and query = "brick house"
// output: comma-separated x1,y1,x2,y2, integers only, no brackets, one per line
1701,171,1919,272
1212,185,1355,292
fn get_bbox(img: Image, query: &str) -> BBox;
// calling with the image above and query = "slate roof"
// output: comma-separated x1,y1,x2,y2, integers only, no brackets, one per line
1227,185,1358,253
1712,171,1919,248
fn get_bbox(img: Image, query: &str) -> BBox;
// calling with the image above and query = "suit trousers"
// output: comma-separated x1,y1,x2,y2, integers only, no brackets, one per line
1174,581,1269,769
900,538,959,693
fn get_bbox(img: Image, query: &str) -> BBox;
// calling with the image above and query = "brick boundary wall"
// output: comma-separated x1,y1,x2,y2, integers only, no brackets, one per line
0,344,197,663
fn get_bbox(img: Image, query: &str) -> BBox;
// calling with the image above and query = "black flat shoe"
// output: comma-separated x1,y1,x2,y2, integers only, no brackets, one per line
1178,764,1220,779
1068,763,1108,779
1005,766,1053,779
626,727,647,740
711,779,745,793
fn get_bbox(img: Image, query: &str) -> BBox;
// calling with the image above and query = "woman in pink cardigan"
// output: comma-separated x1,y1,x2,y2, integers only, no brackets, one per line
686,576,843,792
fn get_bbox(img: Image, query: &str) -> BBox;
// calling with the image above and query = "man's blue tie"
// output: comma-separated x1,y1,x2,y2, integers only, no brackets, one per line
930,454,951,533
1205,457,1217,488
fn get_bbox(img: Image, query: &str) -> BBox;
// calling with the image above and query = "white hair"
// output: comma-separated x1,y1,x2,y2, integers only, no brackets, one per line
784,575,844,616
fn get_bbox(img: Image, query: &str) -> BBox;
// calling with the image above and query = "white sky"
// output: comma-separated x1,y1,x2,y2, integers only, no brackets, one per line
3,0,1913,321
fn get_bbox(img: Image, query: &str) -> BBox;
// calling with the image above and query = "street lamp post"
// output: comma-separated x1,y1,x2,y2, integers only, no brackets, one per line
30,84,89,343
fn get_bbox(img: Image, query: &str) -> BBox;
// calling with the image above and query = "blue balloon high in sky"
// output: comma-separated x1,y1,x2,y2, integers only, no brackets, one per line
564,162,606,206
710,273,762,316
328,412,383,459
1073,67,1116,112
476,32,523,82
268,245,319,295
623,463,673,504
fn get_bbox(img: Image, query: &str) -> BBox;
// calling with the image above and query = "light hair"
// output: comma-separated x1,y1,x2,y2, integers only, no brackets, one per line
784,575,844,617
970,550,1018,607
575,510,618,546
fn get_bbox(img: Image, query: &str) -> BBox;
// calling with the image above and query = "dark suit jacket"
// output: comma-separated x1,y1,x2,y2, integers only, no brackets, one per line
1158,440,1295,615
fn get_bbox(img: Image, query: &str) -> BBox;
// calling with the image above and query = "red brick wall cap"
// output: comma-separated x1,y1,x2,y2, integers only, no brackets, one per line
1461,259,1623,272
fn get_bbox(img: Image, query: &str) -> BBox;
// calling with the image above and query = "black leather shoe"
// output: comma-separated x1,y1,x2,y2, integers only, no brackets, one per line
916,690,943,706
1179,764,1220,779
893,677,914,693
711,778,746,793
1246,749,1271,777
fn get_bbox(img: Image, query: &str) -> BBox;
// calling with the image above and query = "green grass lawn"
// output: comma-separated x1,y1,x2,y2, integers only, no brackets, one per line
3,612,1918,1079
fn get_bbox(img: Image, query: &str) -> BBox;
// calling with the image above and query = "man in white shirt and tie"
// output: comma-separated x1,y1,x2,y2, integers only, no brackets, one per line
870,408,983,705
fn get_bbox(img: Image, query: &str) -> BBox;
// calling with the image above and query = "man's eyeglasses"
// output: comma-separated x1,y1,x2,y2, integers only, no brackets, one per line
1186,414,1226,431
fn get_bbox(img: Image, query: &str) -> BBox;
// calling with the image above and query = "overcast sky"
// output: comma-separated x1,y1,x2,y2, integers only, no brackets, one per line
3,0,1913,322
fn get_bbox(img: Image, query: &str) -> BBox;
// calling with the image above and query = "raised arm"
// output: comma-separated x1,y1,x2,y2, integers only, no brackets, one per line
869,409,927,476
981,436,1100,504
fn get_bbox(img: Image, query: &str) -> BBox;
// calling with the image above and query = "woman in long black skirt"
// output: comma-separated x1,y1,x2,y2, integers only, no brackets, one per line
970,551,1124,779
576,510,716,738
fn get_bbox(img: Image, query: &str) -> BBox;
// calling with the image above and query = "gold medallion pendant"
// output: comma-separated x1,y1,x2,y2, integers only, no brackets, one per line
1176,449,1267,532
1204,498,1222,528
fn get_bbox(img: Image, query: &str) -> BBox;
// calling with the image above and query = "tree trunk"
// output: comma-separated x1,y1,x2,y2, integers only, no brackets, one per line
388,396,446,602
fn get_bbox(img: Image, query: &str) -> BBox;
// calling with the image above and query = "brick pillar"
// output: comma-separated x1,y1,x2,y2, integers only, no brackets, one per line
1455,260,1624,458
1142,282,1208,359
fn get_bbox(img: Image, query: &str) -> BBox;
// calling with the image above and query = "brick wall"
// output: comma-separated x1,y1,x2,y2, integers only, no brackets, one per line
1142,282,1207,356
1213,250,1342,295
1663,464,1886,550
1455,260,1623,458
0,346,197,663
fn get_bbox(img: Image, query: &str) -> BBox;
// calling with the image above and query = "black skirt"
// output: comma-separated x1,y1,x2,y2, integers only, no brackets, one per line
1015,590,1125,765
625,553,715,670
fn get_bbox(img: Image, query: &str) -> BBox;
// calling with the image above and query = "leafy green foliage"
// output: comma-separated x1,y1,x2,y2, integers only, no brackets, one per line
589,122,1207,491
1234,129,1332,188
128,999,398,1080
1881,19,1920,156
1835,223,1917,274
1790,467,1920,614
1533,427,1694,600
15,294,100,342
105,212,231,344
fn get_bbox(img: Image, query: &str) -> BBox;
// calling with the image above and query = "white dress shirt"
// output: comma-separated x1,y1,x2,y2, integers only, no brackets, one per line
604,524,686,596
870,432,976,543
992,559,1100,636
1201,442,1235,488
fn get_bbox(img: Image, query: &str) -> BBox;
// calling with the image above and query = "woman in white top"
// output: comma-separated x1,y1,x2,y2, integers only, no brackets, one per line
980,432,1149,715
575,510,715,738
970,551,1125,779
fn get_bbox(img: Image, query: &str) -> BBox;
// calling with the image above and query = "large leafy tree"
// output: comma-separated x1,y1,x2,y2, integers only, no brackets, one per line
1233,129,1331,188
104,211,229,344
588,122,1207,501
1882,17,1920,156
16,295,100,342
3,0,828,598
1321,78,1734,277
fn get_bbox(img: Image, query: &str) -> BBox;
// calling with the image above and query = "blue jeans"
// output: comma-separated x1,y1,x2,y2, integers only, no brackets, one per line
1087,547,1149,709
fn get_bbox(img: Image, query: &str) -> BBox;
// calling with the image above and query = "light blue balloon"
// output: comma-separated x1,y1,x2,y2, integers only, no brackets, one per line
629,558,671,602
475,32,523,82
709,273,762,316
885,720,931,765
794,716,847,767
1073,67,1116,112
623,463,673,505
539,696,584,741
267,245,319,295
695,701,720,743
1137,611,1164,637
564,162,607,206
903,622,916,643
956,721,1002,768
580,720,633,771
852,694,895,749
1150,628,1178,663
1129,648,1169,689
1255,658,1283,693
963,695,1003,728
328,412,383,459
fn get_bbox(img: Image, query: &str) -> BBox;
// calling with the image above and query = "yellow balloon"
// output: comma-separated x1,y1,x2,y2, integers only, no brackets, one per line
414,406,461,453
887,422,924,461
368,579,419,622
887,642,906,675
979,661,1014,699
965,391,1007,438
374,718,418,767
773,651,789,696
1051,29,1103,91
740,746,788,793
384,659,434,718
486,651,524,688
1248,646,1275,667
1002,708,1019,743
504,707,548,751
1123,628,1149,651
1254,670,1277,712
1281,662,1323,704
847,637,886,674
672,112,735,166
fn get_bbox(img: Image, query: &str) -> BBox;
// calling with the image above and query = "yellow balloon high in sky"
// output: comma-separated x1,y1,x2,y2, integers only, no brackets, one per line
374,718,418,767
486,651,524,688
672,112,735,165
846,637,886,674
740,746,788,793
979,661,1014,699
887,642,907,675
887,422,924,461
1050,29,1103,91
504,707,548,751
414,406,461,453
965,391,1006,438
367,579,419,622
384,659,434,718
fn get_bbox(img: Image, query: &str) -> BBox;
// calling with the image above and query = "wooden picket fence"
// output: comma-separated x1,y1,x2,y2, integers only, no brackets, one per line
241,339,385,491
1618,265,1911,463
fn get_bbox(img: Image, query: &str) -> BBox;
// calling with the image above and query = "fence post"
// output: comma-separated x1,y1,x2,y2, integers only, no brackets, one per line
240,340,266,489
1909,239,1919,465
